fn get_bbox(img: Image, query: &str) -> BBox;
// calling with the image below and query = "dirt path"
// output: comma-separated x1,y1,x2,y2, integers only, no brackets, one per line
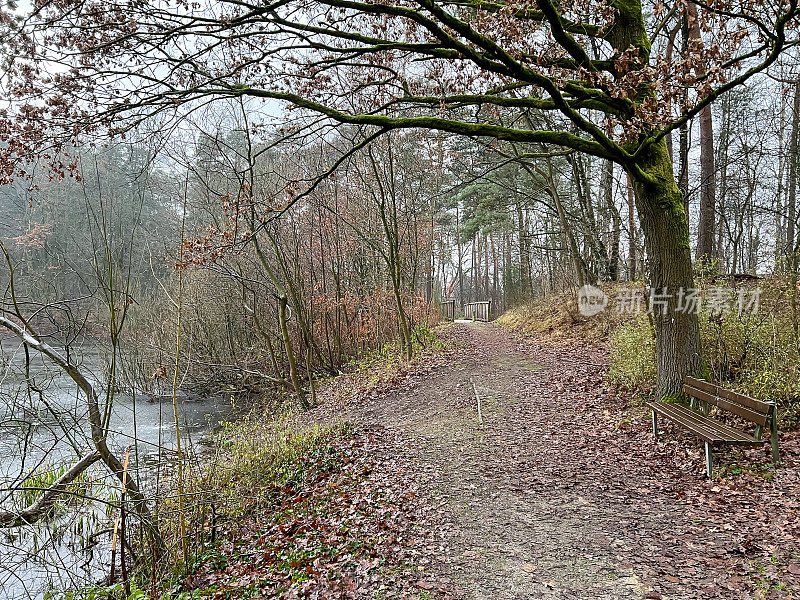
344,322,800,600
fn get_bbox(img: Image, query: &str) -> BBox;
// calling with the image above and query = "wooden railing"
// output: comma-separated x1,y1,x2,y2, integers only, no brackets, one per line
464,300,491,322
440,299,455,322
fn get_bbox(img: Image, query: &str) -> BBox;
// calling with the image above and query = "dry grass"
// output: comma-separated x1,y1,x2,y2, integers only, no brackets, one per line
496,283,636,348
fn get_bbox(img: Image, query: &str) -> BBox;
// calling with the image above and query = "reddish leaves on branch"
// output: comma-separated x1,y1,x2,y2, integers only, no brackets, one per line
0,0,797,172
10,222,53,249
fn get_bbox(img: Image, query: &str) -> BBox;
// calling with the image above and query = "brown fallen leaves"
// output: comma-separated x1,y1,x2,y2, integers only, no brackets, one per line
183,426,456,599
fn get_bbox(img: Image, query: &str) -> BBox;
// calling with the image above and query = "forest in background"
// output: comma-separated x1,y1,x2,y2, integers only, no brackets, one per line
4,72,798,389
3,74,799,400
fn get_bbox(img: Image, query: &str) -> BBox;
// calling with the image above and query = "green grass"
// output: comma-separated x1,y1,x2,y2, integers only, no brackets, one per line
606,280,800,426
17,463,91,514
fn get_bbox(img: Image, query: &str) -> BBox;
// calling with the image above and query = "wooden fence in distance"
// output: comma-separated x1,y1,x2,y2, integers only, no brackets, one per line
464,301,491,322
440,299,455,322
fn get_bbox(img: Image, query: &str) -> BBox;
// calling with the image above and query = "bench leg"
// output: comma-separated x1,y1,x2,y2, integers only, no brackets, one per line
705,442,713,478
651,410,658,439
770,412,780,463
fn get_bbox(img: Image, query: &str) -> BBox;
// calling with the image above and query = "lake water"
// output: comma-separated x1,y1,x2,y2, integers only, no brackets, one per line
0,337,236,600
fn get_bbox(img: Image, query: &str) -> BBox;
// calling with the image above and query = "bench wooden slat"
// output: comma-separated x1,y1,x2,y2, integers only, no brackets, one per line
647,401,763,446
683,384,715,405
660,400,755,442
656,400,763,444
647,402,720,443
712,395,769,427
685,376,716,395
651,401,738,444
715,387,773,416
648,404,763,446
685,409,763,444
685,376,773,415
684,384,769,427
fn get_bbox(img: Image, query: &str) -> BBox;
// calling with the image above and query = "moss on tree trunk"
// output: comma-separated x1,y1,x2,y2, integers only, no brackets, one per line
630,139,704,396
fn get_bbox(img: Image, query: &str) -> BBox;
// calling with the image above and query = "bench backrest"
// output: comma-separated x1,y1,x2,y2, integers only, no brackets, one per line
684,376,774,427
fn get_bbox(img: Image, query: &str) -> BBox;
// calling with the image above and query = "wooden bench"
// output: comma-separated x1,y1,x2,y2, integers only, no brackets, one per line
646,377,779,477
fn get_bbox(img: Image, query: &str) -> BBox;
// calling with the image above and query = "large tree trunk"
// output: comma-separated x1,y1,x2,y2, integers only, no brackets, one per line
631,139,704,395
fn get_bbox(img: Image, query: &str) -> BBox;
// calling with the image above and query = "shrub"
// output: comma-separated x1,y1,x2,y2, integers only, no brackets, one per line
699,306,800,427
606,279,800,426
608,313,656,393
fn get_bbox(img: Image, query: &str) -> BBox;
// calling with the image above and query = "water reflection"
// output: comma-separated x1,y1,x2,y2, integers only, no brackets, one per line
0,337,234,599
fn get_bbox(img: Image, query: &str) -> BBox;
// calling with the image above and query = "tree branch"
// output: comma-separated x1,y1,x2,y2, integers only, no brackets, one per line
0,451,101,528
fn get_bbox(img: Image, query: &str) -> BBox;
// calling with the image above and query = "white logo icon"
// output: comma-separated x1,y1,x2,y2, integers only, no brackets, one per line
577,285,608,317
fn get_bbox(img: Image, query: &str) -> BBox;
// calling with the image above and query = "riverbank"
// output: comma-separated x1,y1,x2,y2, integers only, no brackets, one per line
0,333,246,600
